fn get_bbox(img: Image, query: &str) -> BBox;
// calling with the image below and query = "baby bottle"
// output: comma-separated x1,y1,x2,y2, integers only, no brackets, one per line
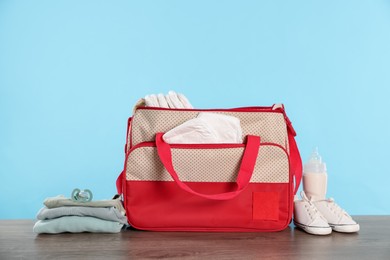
303,147,327,200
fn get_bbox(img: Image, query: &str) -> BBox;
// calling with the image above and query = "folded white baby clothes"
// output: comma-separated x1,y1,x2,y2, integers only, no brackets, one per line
163,112,243,144
144,91,193,109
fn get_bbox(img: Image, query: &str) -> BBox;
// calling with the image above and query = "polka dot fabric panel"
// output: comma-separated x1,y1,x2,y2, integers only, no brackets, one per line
125,144,289,183
129,108,289,153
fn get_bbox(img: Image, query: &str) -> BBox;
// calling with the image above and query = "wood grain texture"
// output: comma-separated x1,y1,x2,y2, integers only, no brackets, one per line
0,216,389,260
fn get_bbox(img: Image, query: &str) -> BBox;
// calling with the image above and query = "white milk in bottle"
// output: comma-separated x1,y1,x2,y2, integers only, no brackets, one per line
303,148,327,200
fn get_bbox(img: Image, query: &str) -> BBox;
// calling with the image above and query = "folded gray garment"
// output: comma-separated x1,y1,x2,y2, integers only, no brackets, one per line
36,206,128,224
43,195,125,215
33,216,124,234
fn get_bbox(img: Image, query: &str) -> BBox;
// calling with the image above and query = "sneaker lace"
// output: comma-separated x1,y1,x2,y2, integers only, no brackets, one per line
301,191,325,221
326,198,350,219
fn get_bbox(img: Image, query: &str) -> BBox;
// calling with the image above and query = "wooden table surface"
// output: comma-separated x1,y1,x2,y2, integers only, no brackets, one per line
0,216,389,260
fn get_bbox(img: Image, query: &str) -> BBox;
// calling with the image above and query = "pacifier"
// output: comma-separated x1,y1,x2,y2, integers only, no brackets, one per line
71,188,93,202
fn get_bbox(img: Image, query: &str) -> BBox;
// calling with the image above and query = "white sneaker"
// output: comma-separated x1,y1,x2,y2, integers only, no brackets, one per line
293,191,332,235
313,198,360,233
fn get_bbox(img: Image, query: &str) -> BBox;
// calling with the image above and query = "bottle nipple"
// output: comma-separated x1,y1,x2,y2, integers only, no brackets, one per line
304,147,327,174
309,147,322,163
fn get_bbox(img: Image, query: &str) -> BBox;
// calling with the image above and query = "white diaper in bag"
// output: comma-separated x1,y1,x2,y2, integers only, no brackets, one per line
163,112,243,144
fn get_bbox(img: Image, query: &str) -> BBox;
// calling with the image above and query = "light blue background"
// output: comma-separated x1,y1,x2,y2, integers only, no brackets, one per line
1,0,389,219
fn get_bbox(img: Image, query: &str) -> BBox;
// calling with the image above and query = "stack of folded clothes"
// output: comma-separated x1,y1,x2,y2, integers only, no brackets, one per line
33,195,128,234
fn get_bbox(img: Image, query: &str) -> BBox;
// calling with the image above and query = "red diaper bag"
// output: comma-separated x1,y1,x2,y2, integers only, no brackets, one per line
116,104,302,232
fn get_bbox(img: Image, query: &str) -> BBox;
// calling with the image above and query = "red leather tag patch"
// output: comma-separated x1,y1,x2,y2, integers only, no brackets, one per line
253,192,280,221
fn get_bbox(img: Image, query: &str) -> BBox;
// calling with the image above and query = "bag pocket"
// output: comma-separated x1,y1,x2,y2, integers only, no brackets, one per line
125,142,289,184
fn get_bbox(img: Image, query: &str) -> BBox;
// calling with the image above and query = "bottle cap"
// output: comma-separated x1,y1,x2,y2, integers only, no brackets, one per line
303,147,327,174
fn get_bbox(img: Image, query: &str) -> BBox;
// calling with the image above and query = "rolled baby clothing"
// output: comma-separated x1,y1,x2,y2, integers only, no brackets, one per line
33,216,124,234
36,206,128,224
144,94,159,107
157,93,169,108
176,92,193,109
143,91,193,109
43,195,125,215
166,91,185,108
163,112,243,144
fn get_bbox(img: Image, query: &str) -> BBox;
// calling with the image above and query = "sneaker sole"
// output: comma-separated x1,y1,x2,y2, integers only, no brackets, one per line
330,223,360,233
293,221,332,235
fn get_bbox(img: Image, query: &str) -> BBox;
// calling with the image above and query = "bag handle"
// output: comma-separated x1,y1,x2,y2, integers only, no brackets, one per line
288,129,302,195
155,133,261,200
